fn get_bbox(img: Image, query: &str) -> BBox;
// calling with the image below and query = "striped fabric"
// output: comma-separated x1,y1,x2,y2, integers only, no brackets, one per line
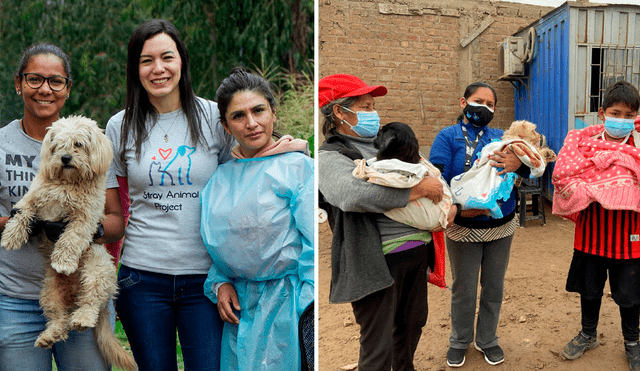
446,217,517,243
574,202,640,259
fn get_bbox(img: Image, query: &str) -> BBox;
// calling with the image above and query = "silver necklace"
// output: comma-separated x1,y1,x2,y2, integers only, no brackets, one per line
156,112,180,143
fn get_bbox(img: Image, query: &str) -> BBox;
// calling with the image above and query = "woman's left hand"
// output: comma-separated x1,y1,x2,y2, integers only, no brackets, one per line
217,283,241,325
490,148,522,175
431,204,457,232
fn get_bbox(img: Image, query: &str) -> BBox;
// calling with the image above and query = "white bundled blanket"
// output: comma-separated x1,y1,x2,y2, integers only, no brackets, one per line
353,157,452,231
449,139,545,219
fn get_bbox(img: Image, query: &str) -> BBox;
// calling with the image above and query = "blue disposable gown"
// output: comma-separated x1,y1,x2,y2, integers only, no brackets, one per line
201,151,314,371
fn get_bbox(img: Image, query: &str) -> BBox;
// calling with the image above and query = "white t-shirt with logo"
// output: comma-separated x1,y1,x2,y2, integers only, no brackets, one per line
105,97,229,275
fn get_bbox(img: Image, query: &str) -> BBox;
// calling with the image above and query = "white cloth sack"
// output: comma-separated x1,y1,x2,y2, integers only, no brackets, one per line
449,139,545,218
353,157,452,230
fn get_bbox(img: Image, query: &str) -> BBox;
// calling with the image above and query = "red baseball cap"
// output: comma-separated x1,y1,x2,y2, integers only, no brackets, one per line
318,74,387,108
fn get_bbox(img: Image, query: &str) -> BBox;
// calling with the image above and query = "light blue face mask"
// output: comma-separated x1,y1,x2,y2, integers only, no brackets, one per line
604,116,636,139
341,106,380,138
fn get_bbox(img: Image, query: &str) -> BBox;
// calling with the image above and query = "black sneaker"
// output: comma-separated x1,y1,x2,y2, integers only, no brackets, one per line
446,347,466,368
562,331,598,360
474,343,504,365
625,341,640,371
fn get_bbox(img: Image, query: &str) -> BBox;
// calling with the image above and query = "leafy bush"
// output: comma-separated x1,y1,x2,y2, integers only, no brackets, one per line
0,0,314,129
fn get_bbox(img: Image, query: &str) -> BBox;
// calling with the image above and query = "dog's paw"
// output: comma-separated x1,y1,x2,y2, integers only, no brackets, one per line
50,253,80,275
35,328,68,349
70,309,98,331
1,222,30,251
34,334,56,349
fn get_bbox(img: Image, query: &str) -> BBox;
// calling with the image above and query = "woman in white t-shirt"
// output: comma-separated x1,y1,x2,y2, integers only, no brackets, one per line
106,20,228,371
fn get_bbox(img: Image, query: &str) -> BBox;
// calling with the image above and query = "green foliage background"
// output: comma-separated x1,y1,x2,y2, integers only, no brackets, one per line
0,0,314,139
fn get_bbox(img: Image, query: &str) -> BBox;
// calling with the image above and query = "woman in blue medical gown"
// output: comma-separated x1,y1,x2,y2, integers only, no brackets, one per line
200,67,314,371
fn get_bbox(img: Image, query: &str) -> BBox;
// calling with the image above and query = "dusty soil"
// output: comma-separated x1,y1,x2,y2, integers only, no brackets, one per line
318,204,634,371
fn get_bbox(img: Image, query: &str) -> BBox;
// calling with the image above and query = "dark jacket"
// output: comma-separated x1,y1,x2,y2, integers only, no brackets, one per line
319,134,397,303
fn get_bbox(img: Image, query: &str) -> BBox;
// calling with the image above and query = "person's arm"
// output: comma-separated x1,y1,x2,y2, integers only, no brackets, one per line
94,187,125,245
409,177,444,203
0,215,9,233
429,128,455,183
318,149,412,213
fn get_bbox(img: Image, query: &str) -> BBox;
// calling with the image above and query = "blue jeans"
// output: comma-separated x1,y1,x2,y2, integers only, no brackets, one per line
0,294,109,371
116,265,222,371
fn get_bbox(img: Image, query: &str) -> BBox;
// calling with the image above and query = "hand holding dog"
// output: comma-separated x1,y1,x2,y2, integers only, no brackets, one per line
430,204,457,232
409,176,444,204
217,283,241,325
490,148,523,176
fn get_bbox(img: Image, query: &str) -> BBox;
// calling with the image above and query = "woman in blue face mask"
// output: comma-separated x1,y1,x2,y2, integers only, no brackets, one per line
318,74,457,371
429,82,530,368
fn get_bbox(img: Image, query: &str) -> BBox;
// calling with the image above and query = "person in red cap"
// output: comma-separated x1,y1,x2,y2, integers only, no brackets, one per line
318,73,456,371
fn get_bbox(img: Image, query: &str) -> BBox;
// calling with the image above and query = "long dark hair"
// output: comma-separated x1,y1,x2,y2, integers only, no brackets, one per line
456,81,498,123
215,67,279,147
120,19,206,162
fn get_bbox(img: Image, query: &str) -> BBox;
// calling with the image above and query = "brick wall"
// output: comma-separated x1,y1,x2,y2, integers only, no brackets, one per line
319,0,554,154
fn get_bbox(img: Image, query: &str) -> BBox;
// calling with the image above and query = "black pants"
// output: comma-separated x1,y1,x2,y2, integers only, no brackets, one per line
351,242,431,371
566,250,640,342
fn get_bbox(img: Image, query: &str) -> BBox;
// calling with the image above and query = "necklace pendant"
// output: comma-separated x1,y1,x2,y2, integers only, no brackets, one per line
164,134,168,143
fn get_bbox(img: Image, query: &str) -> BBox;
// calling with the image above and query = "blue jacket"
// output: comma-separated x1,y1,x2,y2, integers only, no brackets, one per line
430,120,526,228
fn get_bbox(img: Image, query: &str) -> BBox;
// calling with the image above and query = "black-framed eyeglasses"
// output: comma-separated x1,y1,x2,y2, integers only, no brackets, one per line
21,73,71,92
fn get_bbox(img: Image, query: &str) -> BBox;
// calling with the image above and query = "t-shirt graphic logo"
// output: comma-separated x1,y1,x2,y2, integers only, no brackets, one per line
148,146,196,186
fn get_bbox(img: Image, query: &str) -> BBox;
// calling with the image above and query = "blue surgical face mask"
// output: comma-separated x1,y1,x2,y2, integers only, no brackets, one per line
341,106,380,138
603,116,635,139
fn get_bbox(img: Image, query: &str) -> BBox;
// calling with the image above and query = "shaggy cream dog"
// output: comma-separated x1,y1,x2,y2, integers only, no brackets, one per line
1,116,137,371
502,120,557,165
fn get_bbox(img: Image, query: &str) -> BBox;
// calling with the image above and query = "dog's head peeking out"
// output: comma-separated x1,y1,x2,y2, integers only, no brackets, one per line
40,116,113,183
502,120,542,147
374,122,421,164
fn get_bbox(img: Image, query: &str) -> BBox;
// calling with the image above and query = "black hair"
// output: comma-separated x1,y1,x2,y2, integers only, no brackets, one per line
120,19,206,162
456,81,498,123
216,67,277,123
16,43,72,80
215,67,279,147
602,80,640,113
320,96,358,136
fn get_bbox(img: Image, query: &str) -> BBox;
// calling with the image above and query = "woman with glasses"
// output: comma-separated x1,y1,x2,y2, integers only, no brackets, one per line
105,19,228,370
0,43,125,370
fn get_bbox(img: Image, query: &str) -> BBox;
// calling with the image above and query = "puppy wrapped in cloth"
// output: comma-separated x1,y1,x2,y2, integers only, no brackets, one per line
353,122,453,231
449,120,556,218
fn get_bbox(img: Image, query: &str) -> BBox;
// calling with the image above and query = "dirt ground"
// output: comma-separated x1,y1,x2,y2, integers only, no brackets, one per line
318,204,635,371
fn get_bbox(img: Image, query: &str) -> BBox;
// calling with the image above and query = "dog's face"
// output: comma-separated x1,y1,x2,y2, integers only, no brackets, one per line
503,120,542,147
39,116,113,183
374,122,421,163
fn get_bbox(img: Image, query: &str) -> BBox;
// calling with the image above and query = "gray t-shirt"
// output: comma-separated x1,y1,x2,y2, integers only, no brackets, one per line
0,119,118,300
105,97,229,275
